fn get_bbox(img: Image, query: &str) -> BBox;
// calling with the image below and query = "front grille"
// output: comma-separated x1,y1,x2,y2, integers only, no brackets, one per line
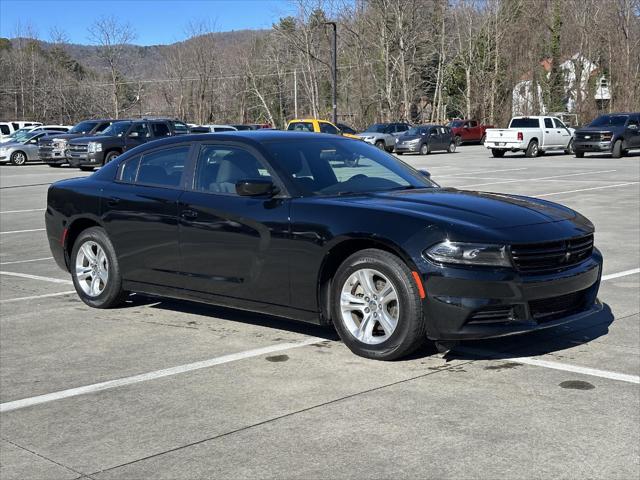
575,132,602,141
511,234,593,273
529,289,589,323
69,144,88,152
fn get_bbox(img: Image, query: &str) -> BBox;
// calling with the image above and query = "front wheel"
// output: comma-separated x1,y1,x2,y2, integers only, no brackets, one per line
420,143,430,155
374,140,385,150
103,151,119,165
447,141,456,153
71,227,128,309
10,151,27,166
564,139,574,155
612,139,623,158
331,249,427,360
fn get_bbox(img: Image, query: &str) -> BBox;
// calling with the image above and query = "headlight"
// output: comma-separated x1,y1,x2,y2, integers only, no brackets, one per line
407,138,420,144
601,132,613,141
53,139,67,149
87,142,102,153
425,241,511,267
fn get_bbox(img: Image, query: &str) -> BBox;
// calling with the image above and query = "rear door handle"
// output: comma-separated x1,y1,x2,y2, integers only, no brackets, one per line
180,209,198,219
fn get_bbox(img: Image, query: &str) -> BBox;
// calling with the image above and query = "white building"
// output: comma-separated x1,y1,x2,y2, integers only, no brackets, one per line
512,54,610,116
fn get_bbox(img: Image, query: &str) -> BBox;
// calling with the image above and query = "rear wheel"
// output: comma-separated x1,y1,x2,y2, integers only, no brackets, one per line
455,135,462,146
331,249,427,360
612,139,623,158
10,151,27,166
491,149,506,157
525,140,539,158
420,143,430,155
71,227,127,309
374,140,385,150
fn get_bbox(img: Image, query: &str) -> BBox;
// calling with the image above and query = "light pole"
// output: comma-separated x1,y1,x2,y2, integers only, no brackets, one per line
324,21,337,125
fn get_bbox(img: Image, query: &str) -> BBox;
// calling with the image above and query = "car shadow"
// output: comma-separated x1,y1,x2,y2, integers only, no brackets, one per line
443,303,615,362
120,293,339,341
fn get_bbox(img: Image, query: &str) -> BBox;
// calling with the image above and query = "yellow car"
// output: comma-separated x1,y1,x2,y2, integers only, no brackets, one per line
286,119,361,140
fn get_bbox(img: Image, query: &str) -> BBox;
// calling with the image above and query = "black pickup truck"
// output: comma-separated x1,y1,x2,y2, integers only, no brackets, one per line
39,119,116,167
67,118,190,170
573,113,640,158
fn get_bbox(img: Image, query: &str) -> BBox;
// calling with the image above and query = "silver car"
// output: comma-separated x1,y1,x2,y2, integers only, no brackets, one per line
356,122,412,152
0,130,59,166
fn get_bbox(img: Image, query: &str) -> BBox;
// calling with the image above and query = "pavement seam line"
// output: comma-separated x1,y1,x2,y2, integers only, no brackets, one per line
0,270,72,284
0,228,46,235
456,169,618,188
0,338,325,413
601,268,640,281
0,208,46,214
0,290,77,304
1,437,92,479
537,182,640,197
0,256,53,265
88,357,477,477
0,182,53,189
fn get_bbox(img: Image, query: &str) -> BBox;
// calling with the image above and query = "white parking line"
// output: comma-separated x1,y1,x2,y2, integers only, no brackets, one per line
437,167,529,177
456,347,640,384
602,268,640,281
0,270,72,284
0,228,46,235
457,169,618,188
537,182,639,197
0,337,325,413
0,256,53,265
0,208,46,214
0,290,76,304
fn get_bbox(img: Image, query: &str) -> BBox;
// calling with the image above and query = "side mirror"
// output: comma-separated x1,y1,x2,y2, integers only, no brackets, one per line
236,179,278,197
129,131,140,138
418,169,431,179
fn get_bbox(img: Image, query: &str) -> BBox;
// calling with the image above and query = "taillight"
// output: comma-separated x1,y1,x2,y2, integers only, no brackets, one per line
517,131,523,141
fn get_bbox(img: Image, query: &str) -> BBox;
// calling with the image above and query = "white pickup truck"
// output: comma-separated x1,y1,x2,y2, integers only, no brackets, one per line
484,116,574,157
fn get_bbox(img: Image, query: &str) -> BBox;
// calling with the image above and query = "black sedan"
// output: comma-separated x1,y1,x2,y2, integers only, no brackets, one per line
45,131,603,360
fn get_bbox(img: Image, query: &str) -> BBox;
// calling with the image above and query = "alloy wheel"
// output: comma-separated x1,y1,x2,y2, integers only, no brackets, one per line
11,152,26,165
75,240,109,297
340,268,399,345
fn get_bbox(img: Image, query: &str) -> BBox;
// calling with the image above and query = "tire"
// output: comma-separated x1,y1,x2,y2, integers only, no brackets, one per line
480,134,486,144
374,140,385,150
331,248,427,360
70,226,127,309
454,135,462,146
385,146,395,153
574,151,584,158
447,141,456,153
103,150,119,165
48,163,62,168
79,166,94,171
10,151,27,166
525,140,539,158
420,143,429,155
396,152,404,155
491,149,506,157
612,139,623,158
564,139,574,155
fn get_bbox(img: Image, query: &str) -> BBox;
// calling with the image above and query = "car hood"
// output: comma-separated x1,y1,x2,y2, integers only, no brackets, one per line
398,134,422,142
357,132,385,138
69,135,115,145
330,188,579,229
42,133,85,141
0,140,26,148
576,126,619,133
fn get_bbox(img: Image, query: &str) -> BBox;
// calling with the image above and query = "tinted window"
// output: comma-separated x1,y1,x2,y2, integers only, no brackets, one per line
173,122,189,134
136,146,189,187
553,118,567,129
510,118,540,128
288,122,314,132
319,122,339,135
102,121,132,136
151,122,171,137
469,121,478,127
212,127,236,132
626,118,638,127
589,115,628,127
265,138,433,196
544,118,553,128
0,125,9,135
11,123,19,129
194,145,271,195
129,123,150,138
117,155,141,183
96,122,112,133
69,121,99,134
364,124,387,133
448,120,463,128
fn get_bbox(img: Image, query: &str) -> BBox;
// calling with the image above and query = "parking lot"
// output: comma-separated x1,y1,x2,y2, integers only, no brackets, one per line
1,145,638,479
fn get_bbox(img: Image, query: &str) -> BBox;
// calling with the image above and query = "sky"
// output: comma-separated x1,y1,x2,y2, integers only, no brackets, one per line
0,0,299,45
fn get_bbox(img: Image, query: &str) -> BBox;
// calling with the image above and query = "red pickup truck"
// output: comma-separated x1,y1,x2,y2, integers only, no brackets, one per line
447,119,494,145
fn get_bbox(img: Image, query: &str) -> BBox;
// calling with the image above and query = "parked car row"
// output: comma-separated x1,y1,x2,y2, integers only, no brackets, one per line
484,112,640,158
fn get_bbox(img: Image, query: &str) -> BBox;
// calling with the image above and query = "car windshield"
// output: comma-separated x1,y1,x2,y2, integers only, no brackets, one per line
405,127,425,135
101,121,132,137
69,121,99,134
364,124,387,133
448,120,464,127
264,138,435,196
589,115,629,127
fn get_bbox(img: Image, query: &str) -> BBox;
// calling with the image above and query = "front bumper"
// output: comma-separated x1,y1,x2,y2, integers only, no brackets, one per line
419,250,603,340
395,142,420,153
573,140,613,152
68,150,104,167
40,147,69,164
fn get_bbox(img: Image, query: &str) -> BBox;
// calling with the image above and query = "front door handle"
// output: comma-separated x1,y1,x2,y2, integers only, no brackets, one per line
107,197,120,207
180,209,198,220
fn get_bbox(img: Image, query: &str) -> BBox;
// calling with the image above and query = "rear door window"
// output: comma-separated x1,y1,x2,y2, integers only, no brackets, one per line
544,118,554,129
117,155,141,183
0,125,10,135
151,122,171,137
135,145,190,188
553,118,567,129
319,122,339,135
